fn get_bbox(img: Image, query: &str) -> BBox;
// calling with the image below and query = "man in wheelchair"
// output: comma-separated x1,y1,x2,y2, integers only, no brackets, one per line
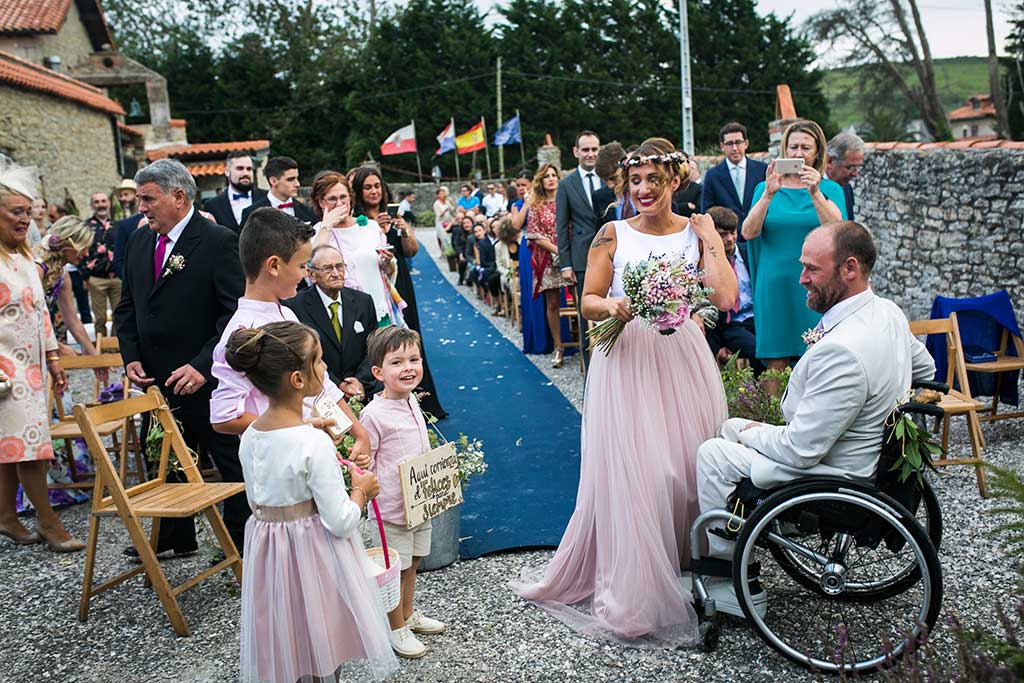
695,221,937,619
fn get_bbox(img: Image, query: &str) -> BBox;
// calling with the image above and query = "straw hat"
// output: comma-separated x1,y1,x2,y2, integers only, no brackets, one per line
116,178,137,192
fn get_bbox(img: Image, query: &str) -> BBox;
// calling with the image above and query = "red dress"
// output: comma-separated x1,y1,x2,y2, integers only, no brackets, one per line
525,200,561,297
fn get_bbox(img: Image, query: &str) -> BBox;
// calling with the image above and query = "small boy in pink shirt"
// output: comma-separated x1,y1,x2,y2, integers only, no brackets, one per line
360,327,446,659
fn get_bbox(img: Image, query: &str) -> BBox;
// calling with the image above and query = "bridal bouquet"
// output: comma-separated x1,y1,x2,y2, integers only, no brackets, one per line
587,255,714,354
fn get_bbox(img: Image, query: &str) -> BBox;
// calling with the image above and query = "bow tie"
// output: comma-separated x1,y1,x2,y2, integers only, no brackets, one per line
232,193,249,200
277,202,294,209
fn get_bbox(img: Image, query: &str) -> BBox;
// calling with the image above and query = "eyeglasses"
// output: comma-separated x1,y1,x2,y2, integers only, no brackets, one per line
310,263,345,273
722,140,747,148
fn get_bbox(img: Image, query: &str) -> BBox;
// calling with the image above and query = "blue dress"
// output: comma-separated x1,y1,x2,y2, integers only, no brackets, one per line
747,179,847,359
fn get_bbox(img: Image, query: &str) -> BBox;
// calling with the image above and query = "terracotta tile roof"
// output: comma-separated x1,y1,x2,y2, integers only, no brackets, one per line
184,161,226,177
0,0,72,33
0,50,123,114
948,95,996,122
0,0,113,50
117,121,143,138
146,139,271,161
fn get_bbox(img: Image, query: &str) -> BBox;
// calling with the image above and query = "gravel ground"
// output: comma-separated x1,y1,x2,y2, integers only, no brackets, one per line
1,232,1020,682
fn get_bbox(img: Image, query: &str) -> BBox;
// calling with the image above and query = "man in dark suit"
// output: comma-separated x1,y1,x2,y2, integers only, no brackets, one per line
699,122,768,236
284,245,377,398
115,159,245,556
203,152,268,233
703,207,763,374
240,156,317,227
556,130,602,369
825,131,864,221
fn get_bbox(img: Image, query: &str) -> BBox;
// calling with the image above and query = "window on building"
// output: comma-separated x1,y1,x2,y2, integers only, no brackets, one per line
971,125,979,137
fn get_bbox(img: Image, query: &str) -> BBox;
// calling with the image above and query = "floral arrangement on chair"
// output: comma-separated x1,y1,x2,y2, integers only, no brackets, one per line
720,353,791,426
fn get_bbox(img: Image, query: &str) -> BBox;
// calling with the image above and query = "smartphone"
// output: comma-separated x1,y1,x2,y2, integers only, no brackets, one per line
386,203,401,218
774,158,805,175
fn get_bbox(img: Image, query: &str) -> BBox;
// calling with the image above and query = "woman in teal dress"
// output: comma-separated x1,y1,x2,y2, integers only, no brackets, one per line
742,119,846,371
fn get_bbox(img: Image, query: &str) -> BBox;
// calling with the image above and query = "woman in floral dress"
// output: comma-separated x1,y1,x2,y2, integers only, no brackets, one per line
0,159,83,551
519,164,565,367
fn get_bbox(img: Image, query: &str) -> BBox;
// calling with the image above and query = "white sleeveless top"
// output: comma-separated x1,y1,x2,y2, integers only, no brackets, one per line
609,220,701,297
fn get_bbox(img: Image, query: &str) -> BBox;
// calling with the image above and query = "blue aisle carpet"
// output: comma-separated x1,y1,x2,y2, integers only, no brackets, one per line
411,246,582,559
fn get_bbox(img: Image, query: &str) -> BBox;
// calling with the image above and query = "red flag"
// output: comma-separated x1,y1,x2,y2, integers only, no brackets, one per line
380,123,417,156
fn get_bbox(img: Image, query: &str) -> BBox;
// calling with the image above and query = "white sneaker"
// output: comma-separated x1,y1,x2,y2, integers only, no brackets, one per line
389,626,427,659
704,577,768,620
407,610,446,635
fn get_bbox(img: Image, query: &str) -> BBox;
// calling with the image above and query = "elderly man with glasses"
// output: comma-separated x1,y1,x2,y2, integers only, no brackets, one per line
283,244,378,400
825,131,865,221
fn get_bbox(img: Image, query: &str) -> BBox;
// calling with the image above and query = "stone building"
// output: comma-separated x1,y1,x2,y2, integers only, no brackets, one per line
948,95,999,140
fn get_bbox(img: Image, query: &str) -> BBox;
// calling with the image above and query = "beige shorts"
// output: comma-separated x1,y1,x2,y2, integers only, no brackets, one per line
369,519,432,570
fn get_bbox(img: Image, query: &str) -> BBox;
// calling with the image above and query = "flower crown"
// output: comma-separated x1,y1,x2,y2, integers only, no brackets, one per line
622,151,689,169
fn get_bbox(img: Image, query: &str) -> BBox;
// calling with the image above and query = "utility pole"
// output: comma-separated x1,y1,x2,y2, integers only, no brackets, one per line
677,0,694,155
496,57,504,178
985,0,1011,137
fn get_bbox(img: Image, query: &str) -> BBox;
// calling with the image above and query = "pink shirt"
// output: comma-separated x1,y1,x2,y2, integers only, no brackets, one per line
359,392,430,526
210,298,344,424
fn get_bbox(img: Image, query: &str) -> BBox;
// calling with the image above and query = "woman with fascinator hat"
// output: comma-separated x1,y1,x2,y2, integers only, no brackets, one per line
0,159,86,551
511,138,737,647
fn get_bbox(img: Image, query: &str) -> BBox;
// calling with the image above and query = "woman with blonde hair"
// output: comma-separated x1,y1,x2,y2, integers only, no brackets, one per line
0,160,84,550
510,164,565,366
742,119,846,372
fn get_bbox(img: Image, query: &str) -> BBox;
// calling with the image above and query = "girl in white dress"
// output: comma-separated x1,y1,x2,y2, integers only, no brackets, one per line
226,321,398,682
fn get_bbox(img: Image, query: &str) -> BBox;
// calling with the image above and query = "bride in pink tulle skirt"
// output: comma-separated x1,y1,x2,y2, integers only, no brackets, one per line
510,139,737,647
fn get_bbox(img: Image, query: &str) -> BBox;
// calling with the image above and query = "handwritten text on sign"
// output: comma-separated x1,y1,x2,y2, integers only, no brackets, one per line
398,442,463,528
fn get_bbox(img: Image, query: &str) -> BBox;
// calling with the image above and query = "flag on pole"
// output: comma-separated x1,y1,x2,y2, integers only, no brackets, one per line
492,114,521,146
435,120,456,155
455,120,486,155
380,122,417,156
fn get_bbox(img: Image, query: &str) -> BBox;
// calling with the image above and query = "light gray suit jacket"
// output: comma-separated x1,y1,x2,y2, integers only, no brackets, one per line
556,169,600,275
739,292,936,489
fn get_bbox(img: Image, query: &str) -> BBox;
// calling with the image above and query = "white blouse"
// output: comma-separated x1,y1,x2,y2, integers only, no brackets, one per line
322,220,390,321
238,423,361,539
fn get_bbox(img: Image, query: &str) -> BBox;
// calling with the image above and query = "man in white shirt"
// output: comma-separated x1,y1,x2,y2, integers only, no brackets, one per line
203,152,268,233
695,221,936,617
481,182,505,217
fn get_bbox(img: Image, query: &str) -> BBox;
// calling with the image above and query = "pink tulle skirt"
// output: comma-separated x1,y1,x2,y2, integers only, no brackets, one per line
510,319,727,647
240,512,398,683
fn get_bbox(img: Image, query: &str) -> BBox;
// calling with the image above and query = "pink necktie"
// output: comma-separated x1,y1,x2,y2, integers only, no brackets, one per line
154,234,170,282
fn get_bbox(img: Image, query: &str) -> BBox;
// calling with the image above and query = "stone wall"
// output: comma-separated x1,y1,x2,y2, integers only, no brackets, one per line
0,2,96,70
856,148,1024,322
0,85,120,212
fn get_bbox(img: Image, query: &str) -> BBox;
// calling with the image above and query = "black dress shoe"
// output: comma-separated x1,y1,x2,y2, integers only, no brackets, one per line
123,543,199,562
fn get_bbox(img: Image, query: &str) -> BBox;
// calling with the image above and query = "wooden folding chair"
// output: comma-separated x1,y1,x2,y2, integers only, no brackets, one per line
49,352,146,488
909,313,988,497
74,386,244,636
962,324,1024,423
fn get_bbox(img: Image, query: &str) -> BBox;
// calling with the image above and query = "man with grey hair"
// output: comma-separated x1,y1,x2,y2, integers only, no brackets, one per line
825,131,865,221
115,158,247,557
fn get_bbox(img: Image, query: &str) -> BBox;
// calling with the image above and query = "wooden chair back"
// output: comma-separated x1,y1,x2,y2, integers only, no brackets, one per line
72,386,243,635
908,316,972,397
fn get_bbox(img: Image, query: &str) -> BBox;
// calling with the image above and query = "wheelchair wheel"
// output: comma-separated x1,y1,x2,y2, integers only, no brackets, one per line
732,481,942,674
768,478,942,602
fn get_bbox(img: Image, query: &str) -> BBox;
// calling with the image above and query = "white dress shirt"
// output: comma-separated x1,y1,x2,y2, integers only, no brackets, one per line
228,185,254,224
727,157,747,200
268,192,295,217
577,165,599,207
481,193,505,217
820,287,873,333
157,206,194,271
316,284,342,327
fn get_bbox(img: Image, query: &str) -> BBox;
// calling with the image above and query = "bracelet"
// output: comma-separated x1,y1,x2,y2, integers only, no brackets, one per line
350,485,366,503
46,353,60,362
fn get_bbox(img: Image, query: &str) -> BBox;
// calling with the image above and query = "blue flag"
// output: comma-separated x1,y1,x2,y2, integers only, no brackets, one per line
492,115,521,146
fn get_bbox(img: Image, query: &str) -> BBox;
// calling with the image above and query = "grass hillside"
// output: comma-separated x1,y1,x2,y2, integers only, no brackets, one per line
821,56,990,128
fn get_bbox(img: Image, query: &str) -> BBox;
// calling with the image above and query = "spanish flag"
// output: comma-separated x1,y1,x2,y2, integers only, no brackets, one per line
455,119,486,155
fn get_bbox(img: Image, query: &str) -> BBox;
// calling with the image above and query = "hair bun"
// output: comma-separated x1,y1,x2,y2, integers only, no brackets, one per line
225,328,264,372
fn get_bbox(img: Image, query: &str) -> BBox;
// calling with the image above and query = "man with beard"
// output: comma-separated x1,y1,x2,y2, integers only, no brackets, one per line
111,178,138,222
204,152,268,233
693,221,936,617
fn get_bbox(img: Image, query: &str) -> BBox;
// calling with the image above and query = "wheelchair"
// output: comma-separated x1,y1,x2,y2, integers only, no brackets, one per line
690,382,947,674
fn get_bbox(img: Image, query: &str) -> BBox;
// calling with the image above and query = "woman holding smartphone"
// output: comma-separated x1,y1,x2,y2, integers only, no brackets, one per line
311,171,398,327
741,119,846,378
349,167,448,419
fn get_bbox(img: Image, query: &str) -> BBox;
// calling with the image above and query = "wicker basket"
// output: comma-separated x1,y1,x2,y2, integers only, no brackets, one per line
340,458,402,613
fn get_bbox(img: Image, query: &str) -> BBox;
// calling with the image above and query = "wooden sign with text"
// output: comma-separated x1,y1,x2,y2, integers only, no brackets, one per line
398,442,463,528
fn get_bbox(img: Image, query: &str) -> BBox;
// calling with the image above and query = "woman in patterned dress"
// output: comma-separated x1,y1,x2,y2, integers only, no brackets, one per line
517,164,565,367
0,159,84,551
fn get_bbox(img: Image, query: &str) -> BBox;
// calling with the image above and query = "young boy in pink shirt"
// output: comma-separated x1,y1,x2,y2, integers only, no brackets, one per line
360,327,446,659
210,207,370,463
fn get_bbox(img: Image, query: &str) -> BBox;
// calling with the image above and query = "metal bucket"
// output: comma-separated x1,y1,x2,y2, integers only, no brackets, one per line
417,504,461,572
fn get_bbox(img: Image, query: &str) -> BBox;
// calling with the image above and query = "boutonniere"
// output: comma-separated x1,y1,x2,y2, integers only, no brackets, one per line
802,327,825,347
162,254,186,279
355,215,369,227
